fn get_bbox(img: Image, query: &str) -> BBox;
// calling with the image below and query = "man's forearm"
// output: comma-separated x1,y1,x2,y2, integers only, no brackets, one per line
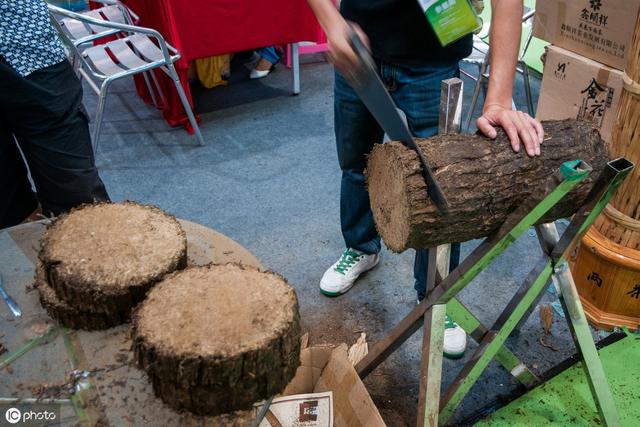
306,0,343,35
306,0,368,73
485,0,523,111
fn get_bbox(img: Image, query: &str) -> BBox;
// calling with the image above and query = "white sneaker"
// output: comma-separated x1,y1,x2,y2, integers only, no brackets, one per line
443,315,467,359
319,248,380,296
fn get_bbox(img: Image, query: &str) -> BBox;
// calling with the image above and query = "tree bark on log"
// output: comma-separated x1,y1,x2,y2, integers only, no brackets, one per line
34,263,127,330
366,119,609,252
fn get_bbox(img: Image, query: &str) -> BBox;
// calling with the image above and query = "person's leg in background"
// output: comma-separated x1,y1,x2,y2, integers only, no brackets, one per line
0,58,109,222
319,70,385,296
413,243,462,300
389,60,466,357
250,47,281,79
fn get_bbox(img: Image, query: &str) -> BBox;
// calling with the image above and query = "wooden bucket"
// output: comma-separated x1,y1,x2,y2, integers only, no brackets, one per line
571,226,640,331
593,204,640,250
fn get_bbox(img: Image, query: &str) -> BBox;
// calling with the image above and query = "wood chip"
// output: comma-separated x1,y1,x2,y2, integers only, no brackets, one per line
348,332,368,366
538,337,558,351
540,304,554,335
300,332,309,350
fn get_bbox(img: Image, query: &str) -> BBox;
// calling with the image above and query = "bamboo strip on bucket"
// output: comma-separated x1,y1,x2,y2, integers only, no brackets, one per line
595,12,640,248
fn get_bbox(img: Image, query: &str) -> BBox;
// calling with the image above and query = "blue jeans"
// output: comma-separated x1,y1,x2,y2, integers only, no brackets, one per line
256,47,280,65
334,60,461,299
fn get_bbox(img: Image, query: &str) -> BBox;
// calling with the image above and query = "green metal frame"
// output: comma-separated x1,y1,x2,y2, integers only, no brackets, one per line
0,325,60,370
445,298,538,387
355,157,634,426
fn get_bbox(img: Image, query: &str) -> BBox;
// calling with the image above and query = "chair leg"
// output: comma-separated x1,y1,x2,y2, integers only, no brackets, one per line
464,74,484,134
521,62,535,116
291,43,300,95
167,65,204,146
464,57,490,133
142,71,159,108
76,62,84,84
92,82,110,154
70,54,82,80
149,70,168,108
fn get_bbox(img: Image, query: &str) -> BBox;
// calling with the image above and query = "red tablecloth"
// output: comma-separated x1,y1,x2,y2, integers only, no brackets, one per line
121,0,324,131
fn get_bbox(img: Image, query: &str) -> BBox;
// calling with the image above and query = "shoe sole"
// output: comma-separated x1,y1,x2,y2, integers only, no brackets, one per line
443,350,465,359
319,277,358,296
319,288,344,297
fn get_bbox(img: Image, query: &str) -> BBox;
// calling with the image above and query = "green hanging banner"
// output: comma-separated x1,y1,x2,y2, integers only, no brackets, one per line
419,0,481,46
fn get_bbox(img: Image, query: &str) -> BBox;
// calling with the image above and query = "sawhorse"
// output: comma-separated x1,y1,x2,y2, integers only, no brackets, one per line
355,81,634,426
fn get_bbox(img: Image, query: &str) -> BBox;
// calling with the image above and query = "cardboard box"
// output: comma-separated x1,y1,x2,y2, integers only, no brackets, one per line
256,344,386,427
533,0,640,70
536,45,623,144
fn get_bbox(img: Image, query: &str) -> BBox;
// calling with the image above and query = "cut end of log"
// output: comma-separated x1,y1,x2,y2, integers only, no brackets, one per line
134,263,299,359
367,141,425,252
39,201,187,297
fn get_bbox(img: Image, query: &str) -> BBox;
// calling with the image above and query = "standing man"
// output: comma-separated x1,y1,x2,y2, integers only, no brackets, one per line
307,0,544,358
0,0,110,229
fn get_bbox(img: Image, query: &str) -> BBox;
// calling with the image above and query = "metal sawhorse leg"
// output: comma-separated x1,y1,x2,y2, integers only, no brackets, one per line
356,154,634,425
425,79,540,407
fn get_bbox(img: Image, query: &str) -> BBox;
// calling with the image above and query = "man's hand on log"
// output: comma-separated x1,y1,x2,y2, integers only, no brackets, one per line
477,104,544,157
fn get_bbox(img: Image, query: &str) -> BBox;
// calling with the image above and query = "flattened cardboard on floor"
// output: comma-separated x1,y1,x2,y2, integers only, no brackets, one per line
533,0,640,70
280,344,386,427
536,46,623,144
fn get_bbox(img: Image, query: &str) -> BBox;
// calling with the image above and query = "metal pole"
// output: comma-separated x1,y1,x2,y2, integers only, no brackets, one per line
291,43,300,95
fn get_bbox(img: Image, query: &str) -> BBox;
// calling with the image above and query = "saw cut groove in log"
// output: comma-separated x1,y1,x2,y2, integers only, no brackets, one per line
366,119,609,252
132,263,301,416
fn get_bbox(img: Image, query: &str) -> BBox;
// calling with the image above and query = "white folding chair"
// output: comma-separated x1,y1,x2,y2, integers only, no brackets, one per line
56,0,165,110
48,3,205,152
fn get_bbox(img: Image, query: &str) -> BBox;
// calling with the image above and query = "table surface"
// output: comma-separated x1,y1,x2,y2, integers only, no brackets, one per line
116,0,323,129
0,219,262,426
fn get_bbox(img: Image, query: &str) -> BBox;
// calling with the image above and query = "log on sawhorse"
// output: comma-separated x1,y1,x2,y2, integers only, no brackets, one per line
355,156,634,426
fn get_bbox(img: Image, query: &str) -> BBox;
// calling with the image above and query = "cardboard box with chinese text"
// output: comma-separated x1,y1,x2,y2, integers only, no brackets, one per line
536,45,623,144
533,0,640,70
